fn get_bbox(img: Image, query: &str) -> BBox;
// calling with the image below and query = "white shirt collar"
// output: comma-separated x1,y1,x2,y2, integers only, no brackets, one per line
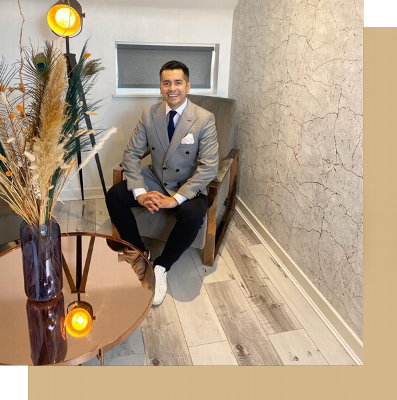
166,98,188,116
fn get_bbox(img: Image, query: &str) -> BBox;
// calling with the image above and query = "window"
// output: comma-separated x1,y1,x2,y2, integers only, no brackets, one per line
115,43,219,96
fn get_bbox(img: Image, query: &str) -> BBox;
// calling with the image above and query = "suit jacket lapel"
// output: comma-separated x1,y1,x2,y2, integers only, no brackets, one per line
153,102,169,153
165,101,197,163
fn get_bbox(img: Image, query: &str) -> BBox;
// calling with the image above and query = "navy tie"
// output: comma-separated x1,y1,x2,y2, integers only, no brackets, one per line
167,110,177,142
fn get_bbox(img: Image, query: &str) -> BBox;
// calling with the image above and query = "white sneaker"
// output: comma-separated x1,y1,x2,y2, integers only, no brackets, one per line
152,265,167,306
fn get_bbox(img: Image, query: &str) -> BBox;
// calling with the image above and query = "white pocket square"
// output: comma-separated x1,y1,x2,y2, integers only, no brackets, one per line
181,133,194,144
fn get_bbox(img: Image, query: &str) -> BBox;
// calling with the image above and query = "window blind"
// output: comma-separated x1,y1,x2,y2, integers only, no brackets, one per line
117,44,214,89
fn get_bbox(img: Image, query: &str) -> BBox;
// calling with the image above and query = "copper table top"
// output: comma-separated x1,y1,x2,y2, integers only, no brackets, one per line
0,233,154,366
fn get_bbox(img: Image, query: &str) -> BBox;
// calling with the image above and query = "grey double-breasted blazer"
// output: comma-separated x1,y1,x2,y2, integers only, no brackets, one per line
122,99,219,200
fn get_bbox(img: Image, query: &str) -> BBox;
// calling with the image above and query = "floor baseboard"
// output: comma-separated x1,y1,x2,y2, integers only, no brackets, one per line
59,187,109,201
236,196,363,365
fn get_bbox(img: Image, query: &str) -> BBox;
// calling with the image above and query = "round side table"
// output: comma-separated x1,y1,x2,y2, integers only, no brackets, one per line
0,233,154,366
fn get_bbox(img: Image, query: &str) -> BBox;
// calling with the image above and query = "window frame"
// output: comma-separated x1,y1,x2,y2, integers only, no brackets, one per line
114,42,219,97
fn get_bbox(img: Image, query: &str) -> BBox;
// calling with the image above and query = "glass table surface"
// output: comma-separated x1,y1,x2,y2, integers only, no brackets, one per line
0,233,154,365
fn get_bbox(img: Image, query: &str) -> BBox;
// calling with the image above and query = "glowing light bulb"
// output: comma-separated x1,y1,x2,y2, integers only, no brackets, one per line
71,312,88,331
55,8,76,29
47,3,82,37
66,304,93,338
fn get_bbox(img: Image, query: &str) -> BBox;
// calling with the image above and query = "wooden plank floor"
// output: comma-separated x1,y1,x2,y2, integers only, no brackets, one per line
49,198,356,366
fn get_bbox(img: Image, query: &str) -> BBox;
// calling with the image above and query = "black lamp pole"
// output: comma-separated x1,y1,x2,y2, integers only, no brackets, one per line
64,35,108,292
64,36,107,202
49,1,107,289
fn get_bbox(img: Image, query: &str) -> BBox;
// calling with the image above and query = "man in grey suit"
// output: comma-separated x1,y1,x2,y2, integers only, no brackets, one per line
106,61,219,306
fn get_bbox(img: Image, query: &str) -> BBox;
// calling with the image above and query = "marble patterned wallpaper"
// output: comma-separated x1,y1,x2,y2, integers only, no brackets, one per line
229,0,363,339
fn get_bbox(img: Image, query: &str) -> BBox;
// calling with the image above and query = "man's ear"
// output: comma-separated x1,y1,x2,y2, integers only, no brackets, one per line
187,81,191,93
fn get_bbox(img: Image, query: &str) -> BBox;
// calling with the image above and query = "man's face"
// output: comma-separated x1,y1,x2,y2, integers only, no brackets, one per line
160,69,191,109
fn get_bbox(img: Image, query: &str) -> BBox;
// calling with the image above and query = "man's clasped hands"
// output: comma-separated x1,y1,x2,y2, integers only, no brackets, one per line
136,191,178,214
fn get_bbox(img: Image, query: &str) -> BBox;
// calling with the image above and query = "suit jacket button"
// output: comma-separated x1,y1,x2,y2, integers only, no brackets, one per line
176,169,179,172
164,183,167,186
152,147,155,150
186,151,189,154
163,167,167,170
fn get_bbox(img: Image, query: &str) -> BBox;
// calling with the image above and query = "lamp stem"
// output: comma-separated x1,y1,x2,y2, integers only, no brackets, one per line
65,36,70,54
62,39,107,201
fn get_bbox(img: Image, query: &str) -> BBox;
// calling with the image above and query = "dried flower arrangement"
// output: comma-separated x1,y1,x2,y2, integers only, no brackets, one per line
0,38,115,226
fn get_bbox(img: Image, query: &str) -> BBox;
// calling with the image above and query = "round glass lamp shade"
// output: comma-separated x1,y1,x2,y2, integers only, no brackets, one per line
47,3,81,37
66,302,93,338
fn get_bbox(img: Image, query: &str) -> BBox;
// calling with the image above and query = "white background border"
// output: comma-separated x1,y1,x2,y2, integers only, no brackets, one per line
365,0,397,27
0,366,28,400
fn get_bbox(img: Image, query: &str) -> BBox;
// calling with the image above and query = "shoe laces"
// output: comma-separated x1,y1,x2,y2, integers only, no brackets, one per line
155,266,167,285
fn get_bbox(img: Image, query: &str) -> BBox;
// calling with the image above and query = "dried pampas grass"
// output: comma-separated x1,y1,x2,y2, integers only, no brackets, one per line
32,50,67,223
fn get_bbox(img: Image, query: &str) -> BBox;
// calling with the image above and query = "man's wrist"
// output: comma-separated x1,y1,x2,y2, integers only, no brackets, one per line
173,193,187,205
132,188,147,200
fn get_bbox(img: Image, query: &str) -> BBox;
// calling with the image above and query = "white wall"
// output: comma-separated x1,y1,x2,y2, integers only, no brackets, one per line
0,0,238,199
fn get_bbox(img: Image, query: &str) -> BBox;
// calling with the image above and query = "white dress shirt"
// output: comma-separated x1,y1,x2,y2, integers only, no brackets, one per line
132,98,188,205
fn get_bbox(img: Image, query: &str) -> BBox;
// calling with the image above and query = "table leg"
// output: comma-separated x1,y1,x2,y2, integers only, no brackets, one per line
99,348,104,366
76,236,82,290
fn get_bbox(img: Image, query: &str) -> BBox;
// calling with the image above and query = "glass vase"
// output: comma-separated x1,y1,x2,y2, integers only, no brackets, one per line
26,293,67,365
20,218,62,302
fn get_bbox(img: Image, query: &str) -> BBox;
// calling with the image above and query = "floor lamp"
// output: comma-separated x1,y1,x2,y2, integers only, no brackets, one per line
47,0,107,289
47,0,107,202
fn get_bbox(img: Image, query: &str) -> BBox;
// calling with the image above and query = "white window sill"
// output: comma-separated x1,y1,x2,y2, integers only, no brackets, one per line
112,91,218,98
112,94,163,98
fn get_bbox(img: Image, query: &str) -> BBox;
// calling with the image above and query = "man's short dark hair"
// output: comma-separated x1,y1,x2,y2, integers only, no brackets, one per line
160,60,190,82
